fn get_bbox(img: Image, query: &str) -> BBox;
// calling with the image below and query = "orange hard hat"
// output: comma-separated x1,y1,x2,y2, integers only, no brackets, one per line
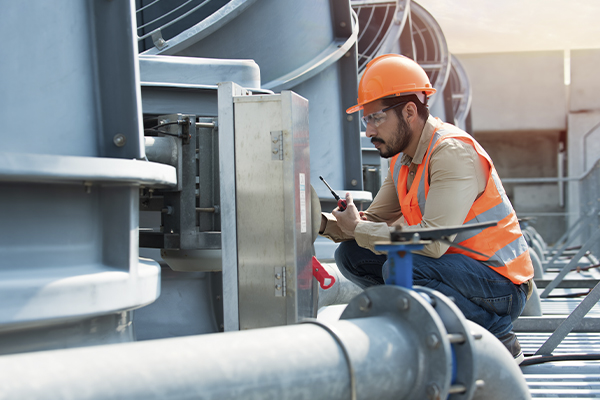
346,54,436,114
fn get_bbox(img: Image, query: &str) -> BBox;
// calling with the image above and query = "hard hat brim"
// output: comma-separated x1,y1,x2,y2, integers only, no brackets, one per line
346,87,437,114
346,103,363,114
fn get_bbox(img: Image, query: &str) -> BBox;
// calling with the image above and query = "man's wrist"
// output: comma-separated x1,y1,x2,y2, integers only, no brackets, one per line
319,214,327,234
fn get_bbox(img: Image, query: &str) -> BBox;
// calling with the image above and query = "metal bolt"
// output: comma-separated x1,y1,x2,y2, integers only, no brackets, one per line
346,115,353,121
351,179,358,186
426,383,440,400
397,296,410,311
340,21,347,28
275,273,282,280
472,332,483,340
427,333,440,349
113,134,126,147
411,232,420,243
273,149,279,154
447,333,466,344
344,52,351,58
275,284,282,290
358,295,372,312
449,384,467,394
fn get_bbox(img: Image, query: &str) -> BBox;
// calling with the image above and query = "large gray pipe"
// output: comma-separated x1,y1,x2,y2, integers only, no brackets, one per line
0,316,418,400
0,285,531,400
144,136,179,167
318,262,363,308
469,321,532,400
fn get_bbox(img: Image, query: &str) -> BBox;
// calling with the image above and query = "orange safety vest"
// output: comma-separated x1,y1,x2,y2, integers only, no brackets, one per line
390,119,533,284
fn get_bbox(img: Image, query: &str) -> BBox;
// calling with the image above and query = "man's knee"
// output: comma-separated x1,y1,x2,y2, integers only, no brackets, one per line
334,240,363,265
333,240,386,287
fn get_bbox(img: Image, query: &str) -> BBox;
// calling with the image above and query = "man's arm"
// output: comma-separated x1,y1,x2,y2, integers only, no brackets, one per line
319,168,401,241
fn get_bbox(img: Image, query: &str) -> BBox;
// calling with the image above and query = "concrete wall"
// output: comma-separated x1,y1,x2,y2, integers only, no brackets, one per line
456,51,566,132
570,49,600,112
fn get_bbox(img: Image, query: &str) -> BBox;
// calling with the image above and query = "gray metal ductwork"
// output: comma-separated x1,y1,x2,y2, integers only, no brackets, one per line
469,322,531,400
0,286,530,400
0,0,176,354
142,0,369,202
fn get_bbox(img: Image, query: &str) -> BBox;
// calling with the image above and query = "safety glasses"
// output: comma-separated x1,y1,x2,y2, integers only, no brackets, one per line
361,101,408,129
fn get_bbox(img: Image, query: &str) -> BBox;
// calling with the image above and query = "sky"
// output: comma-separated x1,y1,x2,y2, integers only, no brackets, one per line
414,0,600,54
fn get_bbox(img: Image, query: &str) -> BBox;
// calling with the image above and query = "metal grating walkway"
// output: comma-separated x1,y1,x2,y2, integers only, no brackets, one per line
540,298,600,317
520,332,600,355
522,362,600,399
520,333,600,398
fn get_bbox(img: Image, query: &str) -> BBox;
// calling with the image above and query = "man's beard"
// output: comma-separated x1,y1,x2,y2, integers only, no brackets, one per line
371,116,412,158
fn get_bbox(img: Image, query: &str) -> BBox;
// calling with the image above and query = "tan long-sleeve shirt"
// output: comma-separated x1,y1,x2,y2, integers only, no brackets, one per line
320,116,489,258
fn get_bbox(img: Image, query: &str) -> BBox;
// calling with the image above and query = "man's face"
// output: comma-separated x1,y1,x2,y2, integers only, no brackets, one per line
363,100,413,158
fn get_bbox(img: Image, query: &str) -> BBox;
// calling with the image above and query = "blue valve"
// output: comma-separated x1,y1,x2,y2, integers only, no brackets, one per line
375,242,425,288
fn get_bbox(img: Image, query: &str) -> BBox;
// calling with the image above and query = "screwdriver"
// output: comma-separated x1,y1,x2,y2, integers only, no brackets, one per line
319,176,347,211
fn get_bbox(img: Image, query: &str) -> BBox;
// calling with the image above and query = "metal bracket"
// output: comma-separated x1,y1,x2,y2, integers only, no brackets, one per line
151,30,168,50
274,266,286,297
181,116,192,145
271,131,283,160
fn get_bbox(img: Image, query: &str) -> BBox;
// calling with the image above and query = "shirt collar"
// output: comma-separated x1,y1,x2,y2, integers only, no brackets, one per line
400,115,439,166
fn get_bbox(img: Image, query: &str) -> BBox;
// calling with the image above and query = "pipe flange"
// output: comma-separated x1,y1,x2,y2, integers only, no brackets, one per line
413,286,478,400
341,285,452,400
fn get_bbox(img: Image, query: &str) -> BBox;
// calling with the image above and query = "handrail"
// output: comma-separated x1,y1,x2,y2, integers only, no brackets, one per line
141,0,259,53
137,0,215,41
502,160,600,184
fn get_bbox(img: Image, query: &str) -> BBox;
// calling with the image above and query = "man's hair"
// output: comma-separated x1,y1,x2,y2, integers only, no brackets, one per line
381,94,430,121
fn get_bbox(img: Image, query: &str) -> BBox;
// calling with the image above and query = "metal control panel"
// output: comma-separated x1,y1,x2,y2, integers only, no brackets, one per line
219,83,315,330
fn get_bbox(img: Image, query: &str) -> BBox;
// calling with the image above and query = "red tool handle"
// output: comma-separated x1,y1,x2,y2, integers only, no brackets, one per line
337,199,347,211
312,256,335,290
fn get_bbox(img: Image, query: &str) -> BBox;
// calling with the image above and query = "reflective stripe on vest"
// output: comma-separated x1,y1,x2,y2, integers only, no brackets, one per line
390,120,533,284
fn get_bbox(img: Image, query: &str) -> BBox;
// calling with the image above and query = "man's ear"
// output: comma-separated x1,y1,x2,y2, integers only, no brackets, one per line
404,101,418,122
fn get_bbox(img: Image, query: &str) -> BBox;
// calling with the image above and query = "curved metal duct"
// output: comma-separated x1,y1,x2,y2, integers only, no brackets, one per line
448,54,473,132
401,1,451,105
352,0,451,106
135,0,246,52
352,0,410,73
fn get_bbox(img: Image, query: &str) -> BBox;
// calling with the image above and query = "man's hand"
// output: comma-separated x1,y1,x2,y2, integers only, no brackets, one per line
332,192,362,236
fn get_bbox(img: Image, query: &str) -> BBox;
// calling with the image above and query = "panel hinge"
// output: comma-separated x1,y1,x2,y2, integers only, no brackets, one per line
271,131,283,160
274,266,286,297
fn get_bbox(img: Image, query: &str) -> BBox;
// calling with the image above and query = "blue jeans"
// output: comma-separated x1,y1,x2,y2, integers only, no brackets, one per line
334,240,528,338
